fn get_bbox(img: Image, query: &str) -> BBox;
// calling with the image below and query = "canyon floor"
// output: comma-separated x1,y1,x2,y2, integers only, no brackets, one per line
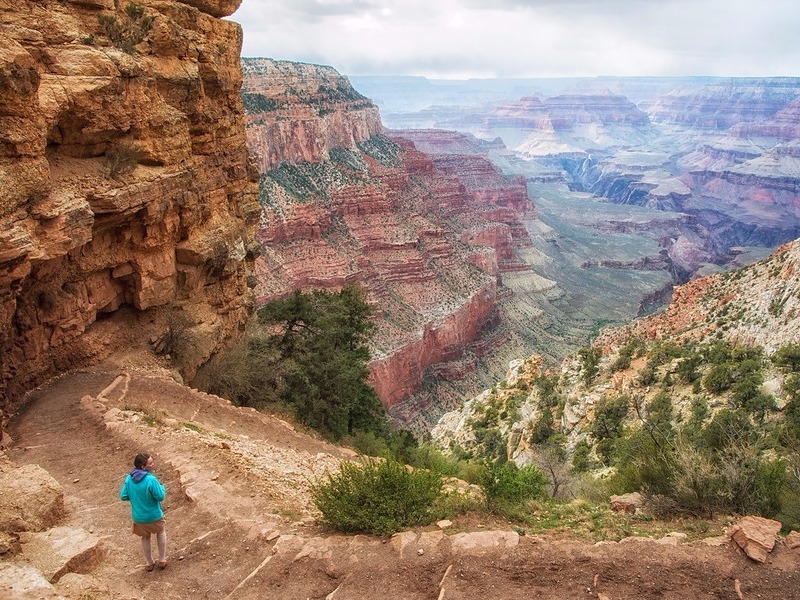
3,356,800,599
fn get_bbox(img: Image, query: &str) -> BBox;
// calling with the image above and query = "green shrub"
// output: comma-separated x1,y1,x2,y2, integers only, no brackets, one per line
703,363,733,393
637,363,658,386
578,347,602,384
774,344,800,372
405,443,464,478
534,373,560,407
676,353,702,383
611,338,644,372
529,408,556,445
477,461,547,512
105,144,142,179
195,285,387,442
311,458,444,535
646,340,683,366
590,396,629,442
571,440,595,473
98,3,154,53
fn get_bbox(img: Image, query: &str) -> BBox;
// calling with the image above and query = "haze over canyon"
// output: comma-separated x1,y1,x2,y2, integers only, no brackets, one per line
242,66,800,428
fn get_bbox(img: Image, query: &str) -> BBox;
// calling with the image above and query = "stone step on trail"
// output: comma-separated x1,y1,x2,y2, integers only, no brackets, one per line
18,526,103,583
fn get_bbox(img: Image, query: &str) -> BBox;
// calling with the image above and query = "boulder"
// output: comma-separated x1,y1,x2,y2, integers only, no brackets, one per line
728,516,782,563
450,530,520,555
390,530,418,558
785,530,800,550
609,492,643,514
0,464,64,533
0,563,62,599
19,526,103,582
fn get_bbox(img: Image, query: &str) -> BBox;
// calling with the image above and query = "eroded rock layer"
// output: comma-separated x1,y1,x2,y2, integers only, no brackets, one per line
241,58,383,171
243,60,545,419
645,79,800,130
0,0,259,420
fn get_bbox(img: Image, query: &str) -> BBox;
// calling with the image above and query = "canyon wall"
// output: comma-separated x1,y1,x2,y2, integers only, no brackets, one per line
243,60,545,422
0,0,259,423
644,79,800,130
241,58,383,171
595,238,800,355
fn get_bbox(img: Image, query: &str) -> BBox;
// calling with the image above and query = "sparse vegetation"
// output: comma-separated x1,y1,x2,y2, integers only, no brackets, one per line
153,310,195,366
105,144,142,179
477,460,548,516
357,134,401,167
196,285,389,441
241,92,280,114
577,347,601,384
98,2,154,53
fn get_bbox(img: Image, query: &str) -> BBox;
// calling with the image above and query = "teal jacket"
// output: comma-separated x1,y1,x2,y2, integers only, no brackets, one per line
120,470,166,524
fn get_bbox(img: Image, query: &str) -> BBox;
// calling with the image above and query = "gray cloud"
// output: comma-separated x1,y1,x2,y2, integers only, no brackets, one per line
283,0,384,17
231,0,800,78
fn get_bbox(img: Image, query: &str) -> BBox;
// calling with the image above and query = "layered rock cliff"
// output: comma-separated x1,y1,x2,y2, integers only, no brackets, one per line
0,0,259,424
241,57,383,170
644,78,800,130
242,60,552,424
595,238,800,354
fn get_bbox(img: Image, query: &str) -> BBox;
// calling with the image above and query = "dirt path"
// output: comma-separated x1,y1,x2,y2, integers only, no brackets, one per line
5,366,800,599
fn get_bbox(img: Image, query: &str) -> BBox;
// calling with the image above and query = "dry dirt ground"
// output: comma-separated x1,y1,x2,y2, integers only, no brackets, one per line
3,360,800,600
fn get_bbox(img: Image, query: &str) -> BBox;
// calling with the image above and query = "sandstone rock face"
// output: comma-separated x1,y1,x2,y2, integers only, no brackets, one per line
728,516,782,563
242,58,383,171
0,464,64,533
0,0,259,420
645,79,800,130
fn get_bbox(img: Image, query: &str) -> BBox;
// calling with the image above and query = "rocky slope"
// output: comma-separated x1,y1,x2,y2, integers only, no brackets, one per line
4,363,798,599
595,238,800,354
0,0,259,432
432,237,800,467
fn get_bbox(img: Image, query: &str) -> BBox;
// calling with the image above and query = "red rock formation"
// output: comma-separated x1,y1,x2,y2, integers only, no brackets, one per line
0,0,259,418
242,62,554,419
543,94,649,128
646,79,800,130
732,98,800,141
241,58,383,171
243,68,546,415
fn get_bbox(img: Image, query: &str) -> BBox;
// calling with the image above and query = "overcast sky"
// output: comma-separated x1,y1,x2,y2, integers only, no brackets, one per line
230,0,800,79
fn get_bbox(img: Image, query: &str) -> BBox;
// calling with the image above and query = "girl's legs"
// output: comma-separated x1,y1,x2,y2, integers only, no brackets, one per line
140,534,153,566
156,530,167,563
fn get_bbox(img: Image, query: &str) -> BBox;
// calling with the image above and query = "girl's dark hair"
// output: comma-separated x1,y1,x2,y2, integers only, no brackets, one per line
134,453,151,469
